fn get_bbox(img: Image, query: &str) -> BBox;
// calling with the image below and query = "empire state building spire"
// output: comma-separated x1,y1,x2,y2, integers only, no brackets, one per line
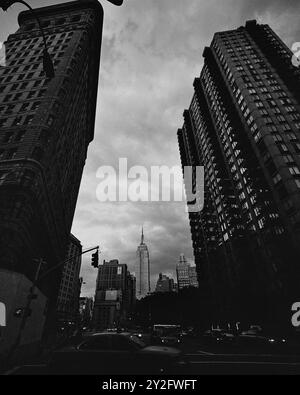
136,227,150,298
141,227,144,244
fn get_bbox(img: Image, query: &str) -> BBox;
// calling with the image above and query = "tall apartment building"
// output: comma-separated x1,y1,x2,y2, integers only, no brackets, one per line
57,234,82,324
176,254,199,290
136,228,151,299
93,260,136,330
178,20,300,326
0,0,103,356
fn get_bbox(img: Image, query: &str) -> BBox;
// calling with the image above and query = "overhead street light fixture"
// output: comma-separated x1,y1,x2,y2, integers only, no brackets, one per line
105,0,124,5
0,0,55,79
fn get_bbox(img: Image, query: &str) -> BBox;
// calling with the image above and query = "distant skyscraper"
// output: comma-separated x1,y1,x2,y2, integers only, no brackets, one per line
0,0,103,355
136,228,151,299
57,234,82,324
93,260,136,330
79,297,94,328
176,254,199,290
155,273,175,293
178,20,300,324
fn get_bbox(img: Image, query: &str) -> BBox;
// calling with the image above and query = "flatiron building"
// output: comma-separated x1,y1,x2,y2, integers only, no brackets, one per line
0,0,103,355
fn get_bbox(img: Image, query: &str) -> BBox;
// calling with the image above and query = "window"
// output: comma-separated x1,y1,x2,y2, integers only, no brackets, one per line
24,115,34,125
41,20,50,28
289,167,300,175
3,132,13,143
12,116,22,126
0,118,8,127
7,149,17,160
47,115,54,126
20,103,30,112
56,18,66,25
27,91,36,99
15,130,25,142
273,173,281,184
25,23,36,31
286,132,297,141
283,155,294,164
32,102,41,111
71,15,81,23
14,93,22,101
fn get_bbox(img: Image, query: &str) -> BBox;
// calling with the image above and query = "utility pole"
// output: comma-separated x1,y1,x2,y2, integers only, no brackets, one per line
7,258,46,364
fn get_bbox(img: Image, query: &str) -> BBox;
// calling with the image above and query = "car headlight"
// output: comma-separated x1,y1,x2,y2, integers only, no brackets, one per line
268,338,276,343
281,339,286,343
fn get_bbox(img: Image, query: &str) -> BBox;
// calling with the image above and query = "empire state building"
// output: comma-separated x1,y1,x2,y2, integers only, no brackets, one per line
136,228,151,299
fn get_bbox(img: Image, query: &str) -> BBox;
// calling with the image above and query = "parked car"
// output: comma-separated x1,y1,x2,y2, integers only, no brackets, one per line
48,332,185,374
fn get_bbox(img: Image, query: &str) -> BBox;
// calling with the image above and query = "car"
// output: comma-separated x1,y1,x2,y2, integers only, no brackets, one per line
157,335,182,346
235,327,287,353
48,332,185,374
201,329,226,345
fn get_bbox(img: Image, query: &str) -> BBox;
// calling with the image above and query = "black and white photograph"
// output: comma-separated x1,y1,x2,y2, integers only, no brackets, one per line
0,0,300,380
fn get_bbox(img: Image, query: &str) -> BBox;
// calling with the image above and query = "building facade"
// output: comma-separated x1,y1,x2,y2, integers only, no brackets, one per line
178,20,300,326
176,254,199,290
155,273,175,293
93,260,136,330
136,228,151,299
0,0,103,357
79,297,94,329
57,234,82,325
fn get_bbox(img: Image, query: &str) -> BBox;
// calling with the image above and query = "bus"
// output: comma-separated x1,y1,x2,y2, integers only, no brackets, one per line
152,324,182,346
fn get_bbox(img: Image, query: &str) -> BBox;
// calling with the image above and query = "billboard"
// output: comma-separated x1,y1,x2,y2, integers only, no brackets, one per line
105,290,118,301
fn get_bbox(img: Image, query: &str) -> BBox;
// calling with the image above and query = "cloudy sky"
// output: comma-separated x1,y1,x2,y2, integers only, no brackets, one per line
1,0,299,296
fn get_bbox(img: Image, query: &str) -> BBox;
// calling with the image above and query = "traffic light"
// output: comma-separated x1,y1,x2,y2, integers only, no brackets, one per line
0,1,16,11
91,250,99,268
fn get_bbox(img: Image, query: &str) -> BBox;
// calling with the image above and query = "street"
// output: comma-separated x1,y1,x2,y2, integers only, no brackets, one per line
4,336,300,375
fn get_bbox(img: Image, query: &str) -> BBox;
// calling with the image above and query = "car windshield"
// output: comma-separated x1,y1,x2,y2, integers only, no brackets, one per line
129,335,146,349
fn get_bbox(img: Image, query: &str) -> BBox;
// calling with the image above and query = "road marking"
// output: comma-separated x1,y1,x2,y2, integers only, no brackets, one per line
187,351,215,355
3,366,21,376
189,361,300,366
189,352,299,358
3,364,47,375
